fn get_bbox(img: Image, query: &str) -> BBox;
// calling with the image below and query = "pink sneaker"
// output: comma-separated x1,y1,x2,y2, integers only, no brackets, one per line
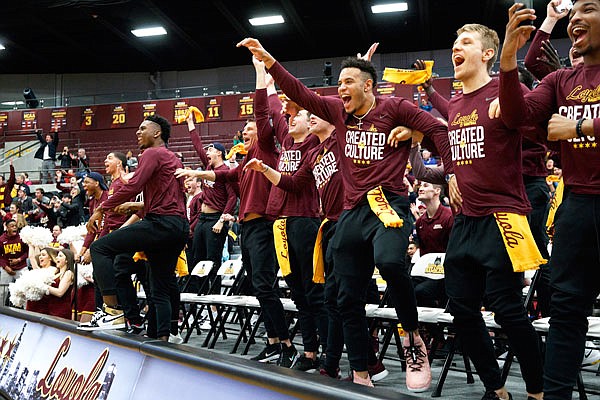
352,372,374,387
403,334,431,392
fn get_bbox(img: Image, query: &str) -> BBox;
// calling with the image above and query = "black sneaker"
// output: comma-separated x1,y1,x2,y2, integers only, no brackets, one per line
250,342,281,363
277,344,298,368
292,354,319,372
481,391,513,400
126,320,146,335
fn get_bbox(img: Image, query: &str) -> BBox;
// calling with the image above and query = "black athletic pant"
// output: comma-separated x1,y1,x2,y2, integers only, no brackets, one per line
91,214,188,338
543,193,600,399
192,212,228,294
445,214,543,394
240,218,289,341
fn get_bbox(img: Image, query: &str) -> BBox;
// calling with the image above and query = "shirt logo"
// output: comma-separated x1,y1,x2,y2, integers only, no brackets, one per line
450,109,479,127
566,84,600,103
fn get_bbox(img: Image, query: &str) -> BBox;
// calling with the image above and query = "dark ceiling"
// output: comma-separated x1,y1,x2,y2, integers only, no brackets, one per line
1,0,570,74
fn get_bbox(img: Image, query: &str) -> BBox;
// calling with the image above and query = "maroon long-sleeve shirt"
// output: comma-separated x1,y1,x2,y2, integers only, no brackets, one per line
102,146,187,218
268,62,451,210
500,66,600,195
0,232,28,271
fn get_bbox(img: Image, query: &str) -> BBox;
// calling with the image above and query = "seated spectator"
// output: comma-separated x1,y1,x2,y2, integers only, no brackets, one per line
126,150,138,173
422,149,437,166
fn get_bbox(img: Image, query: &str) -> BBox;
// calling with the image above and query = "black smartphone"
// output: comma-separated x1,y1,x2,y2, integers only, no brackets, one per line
515,0,534,26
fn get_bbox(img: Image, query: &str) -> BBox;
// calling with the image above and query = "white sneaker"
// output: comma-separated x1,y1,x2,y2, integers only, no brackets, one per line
169,333,184,344
200,317,212,330
582,341,600,366
78,305,126,331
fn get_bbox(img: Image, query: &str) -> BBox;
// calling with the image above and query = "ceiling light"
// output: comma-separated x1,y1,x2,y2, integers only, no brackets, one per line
131,26,167,37
371,2,408,13
1,101,24,106
0,44,5,50
249,15,285,26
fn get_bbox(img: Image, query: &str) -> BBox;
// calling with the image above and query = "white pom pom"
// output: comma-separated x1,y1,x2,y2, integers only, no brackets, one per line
20,226,53,247
58,225,87,245
10,268,57,304
76,263,94,288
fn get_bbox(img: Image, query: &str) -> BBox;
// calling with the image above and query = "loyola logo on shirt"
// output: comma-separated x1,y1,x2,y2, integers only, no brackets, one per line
566,84,600,103
450,109,478,128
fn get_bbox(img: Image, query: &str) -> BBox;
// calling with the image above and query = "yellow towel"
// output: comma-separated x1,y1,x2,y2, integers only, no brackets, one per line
383,61,434,85
367,186,403,228
546,178,564,241
312,218,329,284
273,218,291,276
226,143,248,160
494,212,548,272
132,250,189,277
185,106,205,123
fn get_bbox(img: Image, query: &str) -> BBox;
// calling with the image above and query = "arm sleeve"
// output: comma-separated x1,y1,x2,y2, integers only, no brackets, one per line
268,62,342,125
523,30,555,81
102,152,158,210
223,182,238,214
396,100,453,175
268,93,289,145
255,89,277,152
428,90,450,120
36,131,44,144
499,68,557,130
189,127,209,167
214,166,239,184
277,159,315,193
409,146,446,184
7,164,15,193
82,231,96,249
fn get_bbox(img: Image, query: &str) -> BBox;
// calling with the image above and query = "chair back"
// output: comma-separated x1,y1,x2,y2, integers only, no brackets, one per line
411,252,445,280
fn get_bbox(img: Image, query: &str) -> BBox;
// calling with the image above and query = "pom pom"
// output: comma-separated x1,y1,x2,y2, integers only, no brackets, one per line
9,268,56,307
19,226,53,247
76,263,94,288
58,225,87,245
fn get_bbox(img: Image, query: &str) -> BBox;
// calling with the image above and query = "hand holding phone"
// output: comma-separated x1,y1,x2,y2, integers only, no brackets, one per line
515,0,534,26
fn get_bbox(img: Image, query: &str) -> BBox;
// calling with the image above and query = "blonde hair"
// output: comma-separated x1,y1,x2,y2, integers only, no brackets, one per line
457,24,499,72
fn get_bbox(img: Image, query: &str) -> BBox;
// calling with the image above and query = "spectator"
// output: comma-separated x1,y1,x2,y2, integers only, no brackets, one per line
57,193,82,227
22,173,32,186
422,149,437,166
0,220,29,306
57,146,77,170
232,130,243,146
419,98,433,112
0,161,16,215
34,130,59,184
126,150,138,173
14,186,34,217
12,175,30,197
77,148,90,174
55,170,79,193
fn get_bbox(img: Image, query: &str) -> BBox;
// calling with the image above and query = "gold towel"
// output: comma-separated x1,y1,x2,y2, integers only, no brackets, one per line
132,250,189,277
367,186,404,228
273,218,291,276
494,212,548,272
312,218,329,284
546,178,564,241
226,143,248,160
383,61,434,85
185,106,205,123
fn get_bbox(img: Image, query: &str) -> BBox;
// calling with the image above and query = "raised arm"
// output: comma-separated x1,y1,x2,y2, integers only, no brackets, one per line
409,145,446,185
187,113,209,168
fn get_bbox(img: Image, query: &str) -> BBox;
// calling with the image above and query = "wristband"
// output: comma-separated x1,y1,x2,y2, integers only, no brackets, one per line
576,118,587,138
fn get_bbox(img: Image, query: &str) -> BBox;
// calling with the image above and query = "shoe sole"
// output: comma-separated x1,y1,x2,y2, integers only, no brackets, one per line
370,369,389,382
252,354,280,363
77,323,126,331
406,383,431,393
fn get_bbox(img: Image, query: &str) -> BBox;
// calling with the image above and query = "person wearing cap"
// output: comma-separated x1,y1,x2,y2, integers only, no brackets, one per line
186,112,238,283
14,185,34,218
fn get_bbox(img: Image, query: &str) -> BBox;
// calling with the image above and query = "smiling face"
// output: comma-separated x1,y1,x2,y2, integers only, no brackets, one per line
104,153,122,175
136,120,160,150
418,181,440,203
288,110,310,139
38,249,52,268
568,1,600,59
338,67,372,115
308,114,332,136
452,31,489,81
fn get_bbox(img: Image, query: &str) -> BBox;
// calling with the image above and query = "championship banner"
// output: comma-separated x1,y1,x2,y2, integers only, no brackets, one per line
206,98,221,121
142,103,156,118
21,111,37,130
50,108,67,132
238,96,254,119
376,82,396,97
451,80,463,98
0,112,8,132
111,105,126,127
81,107,96,130
173,100,189,124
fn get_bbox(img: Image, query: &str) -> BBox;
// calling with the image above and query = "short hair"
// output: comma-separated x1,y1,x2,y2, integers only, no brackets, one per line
518,65,535,90
111,152,127,170
145,114,171,144
432,183,445,199
340,57,378,87
5,219,16,226
457,24,499,72
36,187,45,195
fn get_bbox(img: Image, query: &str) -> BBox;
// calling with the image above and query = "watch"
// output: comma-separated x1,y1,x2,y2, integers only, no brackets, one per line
445,174,455,183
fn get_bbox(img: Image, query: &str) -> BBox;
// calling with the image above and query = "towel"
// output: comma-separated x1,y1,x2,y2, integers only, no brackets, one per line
273,218,291,276
367,186,403,228
546,178,564,241
312,218,329,284
494,212,548,272
383,61,434,85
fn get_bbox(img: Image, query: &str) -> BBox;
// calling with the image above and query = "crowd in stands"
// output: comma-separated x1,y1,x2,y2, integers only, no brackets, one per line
2,1,600,399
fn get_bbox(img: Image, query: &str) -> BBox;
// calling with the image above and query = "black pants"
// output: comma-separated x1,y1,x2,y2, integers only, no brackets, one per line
192,213,227,294
331,193,417,371
322,220,343,371
544,193,600,399
90,214,188,338
240,218,289,341
412,277,446,308
524,176,551,317
281,217,326,353
445,214,543,394
113,253,145,323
